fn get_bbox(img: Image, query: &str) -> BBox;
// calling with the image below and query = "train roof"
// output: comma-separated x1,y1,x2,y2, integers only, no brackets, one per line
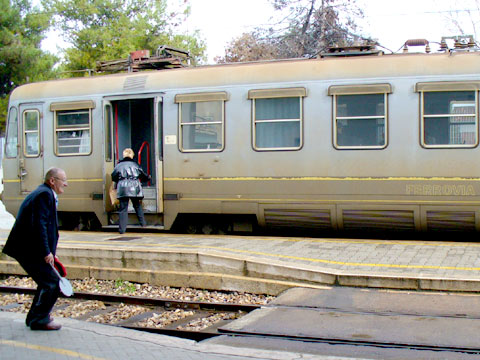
10,51,480,102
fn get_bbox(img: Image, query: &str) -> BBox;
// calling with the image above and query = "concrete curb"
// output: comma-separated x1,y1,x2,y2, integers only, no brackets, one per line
3,244,480,294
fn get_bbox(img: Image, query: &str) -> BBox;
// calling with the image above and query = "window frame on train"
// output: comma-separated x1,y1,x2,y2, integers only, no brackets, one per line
22,109,41,157
328,83,391,150
416,81,480,149
5,107,18,158
175,91,228,152
248,87,306,151
50,100,95,156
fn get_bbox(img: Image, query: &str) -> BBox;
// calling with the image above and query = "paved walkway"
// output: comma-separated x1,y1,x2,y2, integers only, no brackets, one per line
56,231,480,289
56,231,480,278
1,311,330,360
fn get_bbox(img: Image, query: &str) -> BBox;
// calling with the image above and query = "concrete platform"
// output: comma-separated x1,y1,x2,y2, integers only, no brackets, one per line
4,230,480,359
2,230,480,294
0,311,327,360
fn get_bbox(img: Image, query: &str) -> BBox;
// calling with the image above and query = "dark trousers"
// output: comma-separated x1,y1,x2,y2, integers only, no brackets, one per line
118,197,146,233
17,258,60,327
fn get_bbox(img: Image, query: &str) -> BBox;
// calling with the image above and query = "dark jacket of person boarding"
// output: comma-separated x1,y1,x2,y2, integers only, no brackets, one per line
111,148,150,234
2,167,68,330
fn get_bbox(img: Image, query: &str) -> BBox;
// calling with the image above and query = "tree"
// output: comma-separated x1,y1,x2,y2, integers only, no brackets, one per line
274,0,365,57
0,0,57,132
443,0,480,44
42,0,206,74
215,32,282,63
217,0,367,63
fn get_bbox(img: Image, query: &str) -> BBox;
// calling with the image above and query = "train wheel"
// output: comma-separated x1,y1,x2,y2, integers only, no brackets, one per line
185,223,199,234
201,223,215,235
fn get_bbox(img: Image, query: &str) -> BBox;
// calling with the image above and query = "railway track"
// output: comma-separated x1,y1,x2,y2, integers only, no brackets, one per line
0,285,260,341
218,328,480,356
4,283,480,358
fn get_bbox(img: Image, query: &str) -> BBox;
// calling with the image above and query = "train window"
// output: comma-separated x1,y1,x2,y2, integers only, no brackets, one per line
423,92,476,146
416,82,480,148
5,107,18,158
55,109,91,155
175,92,228,152
248,87,306,151
329,84,391,150
23,110,40,157
51,100,94,156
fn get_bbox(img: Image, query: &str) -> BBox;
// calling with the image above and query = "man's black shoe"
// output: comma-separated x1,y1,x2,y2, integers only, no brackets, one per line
30,321,61,331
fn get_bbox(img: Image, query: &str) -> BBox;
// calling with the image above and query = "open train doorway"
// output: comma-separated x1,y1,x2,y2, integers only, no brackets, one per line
103,96,164,230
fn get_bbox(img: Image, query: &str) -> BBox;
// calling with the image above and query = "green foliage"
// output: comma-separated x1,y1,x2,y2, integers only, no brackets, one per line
42,0,206,74
0,97,7,132
114,279,137,294
0,0,57,132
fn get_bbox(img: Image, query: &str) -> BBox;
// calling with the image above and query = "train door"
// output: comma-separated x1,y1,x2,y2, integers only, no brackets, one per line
103,96,163,227
154,97,164,213
103,100,115,212
18,103,44,193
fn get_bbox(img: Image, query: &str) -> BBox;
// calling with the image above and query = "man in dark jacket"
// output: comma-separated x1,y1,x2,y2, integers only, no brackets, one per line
111,148,149,233
2,167,67,330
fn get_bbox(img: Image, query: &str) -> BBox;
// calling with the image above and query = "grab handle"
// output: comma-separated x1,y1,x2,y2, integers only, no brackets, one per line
138,141,151,186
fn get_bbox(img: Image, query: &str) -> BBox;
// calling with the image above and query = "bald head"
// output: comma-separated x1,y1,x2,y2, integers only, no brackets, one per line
45,167,68,195
45,168,65,183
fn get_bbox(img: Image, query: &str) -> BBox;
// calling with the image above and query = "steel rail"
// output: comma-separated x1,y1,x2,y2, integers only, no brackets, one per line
216,331,480,355
0,285,259,341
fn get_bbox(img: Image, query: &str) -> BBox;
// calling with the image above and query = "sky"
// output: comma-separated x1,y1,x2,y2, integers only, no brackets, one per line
41,0,480,64
183,0,479,61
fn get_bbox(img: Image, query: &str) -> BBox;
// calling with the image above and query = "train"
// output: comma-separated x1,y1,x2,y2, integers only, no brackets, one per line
3,41,480,234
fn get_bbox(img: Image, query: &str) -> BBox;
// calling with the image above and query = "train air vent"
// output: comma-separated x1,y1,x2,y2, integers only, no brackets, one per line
264,208,332,230
342,210,415,231
123,75,148,91
426,211,475,232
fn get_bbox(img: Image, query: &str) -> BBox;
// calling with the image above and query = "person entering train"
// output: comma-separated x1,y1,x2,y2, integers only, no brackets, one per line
111,148,150,234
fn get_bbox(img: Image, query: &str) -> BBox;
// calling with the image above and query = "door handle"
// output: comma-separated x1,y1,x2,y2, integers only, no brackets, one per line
18,158,27,179
20,168,27,178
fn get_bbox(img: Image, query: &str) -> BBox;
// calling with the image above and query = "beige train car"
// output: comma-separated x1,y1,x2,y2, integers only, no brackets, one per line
3,50,480,233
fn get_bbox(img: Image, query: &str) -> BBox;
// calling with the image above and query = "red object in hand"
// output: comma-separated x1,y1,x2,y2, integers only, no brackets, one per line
54,258,67,277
